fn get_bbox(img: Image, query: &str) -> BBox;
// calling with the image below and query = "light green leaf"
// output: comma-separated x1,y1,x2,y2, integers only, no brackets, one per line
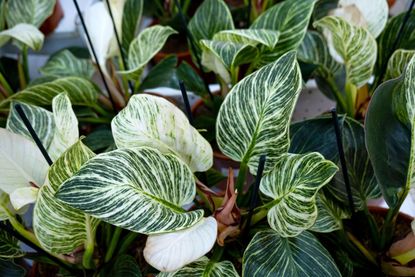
0,77,99,109
216,51,301,174
5,0,55,27
365,56,415,208
0,128,49,194
313,16,377,88
40,50,95,79
121,0,143,52
385,50,415,81
33,141,100,254
158,256,239,277
310,193,349,233
0,23,44,51
188,0,234,54
112,94,212,172
57,147,204,234
214,29,280,49
9,187,39,211
144,217,217,272
335,0,388,38
7,93,79,161
243,230,341,277
0,192,10,221
260,153,338,237
120,25,177,80
200,39,257,83
0,230,23,258
104,254,142,277
250,0,316,65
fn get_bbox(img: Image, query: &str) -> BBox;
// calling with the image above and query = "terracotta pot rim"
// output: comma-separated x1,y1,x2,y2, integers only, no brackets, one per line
368,205,414,223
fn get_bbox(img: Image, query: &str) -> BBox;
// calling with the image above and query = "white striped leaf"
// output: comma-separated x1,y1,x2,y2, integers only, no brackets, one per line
214,29,280,49
0,192,9,221
216,51,301,174
313,16,377,88
260,153,338,237
0,230,23,258
310,193,349,233
105,254,142,277
250,0,316,65
0,23,44,51
119,26,177,80
0,129,49,195
0,77,99,109
56,147,204,234
34,140,99,254
5,0,55,28
144,217,217,272
112,94,212,172
385,50,415,81
365,56,415,208
0,259,26,277
200,40,257,83
334,0,388,38
40,50,95,79
243,230,341,277
158,256,239,277
188,0,234,54
7,93,79,161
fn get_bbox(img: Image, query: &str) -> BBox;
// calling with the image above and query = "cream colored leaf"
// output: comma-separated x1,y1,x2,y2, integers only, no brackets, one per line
9,187,39,211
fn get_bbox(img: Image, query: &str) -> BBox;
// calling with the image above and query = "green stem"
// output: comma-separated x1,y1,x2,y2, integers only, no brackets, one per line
250,207,268,226
92,103,111,117
326,76,348,114
245,62,257,76
361,204,380,249
17,56,27,90
117,58,129,98
0,71,13,96
210,245,224,263
22,46,30,84
346,231,377,265
117,232,140,255
231,66,240,86
105,227,122,262
82,216,95,269
380,195,407,250
344,81,357,117
236,162,248,196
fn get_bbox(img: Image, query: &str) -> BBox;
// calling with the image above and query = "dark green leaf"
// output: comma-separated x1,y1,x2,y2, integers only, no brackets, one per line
0,259,26,277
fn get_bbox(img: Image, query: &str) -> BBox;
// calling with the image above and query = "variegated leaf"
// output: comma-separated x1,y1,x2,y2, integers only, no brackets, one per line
214,29,280,49
0,259,26,277
310,193,349,233
0,77,99,109
385,50,415,81
105,254,142,277
33,141,100,254
260,153,338,237
0,23,44,51
216,51,301,174
40,50,95,79
158,256,239,277
7,93,79,161
200,39,257,83
0,230,23,258
121,0,143,52
0,128,49,194
144,217,217,272
57,147,204,234
313,16,377,88
5,0,55,27
333,0,388,38
365,56,415,208
0,192,9,221
243,230,341,277
112,94,212,172
250,0,316,65
375,10,415,76
120,26,177,80
188,0,234,54
9,187,39,211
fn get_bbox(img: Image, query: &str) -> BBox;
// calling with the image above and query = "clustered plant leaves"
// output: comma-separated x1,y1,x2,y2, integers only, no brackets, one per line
1,0,415,276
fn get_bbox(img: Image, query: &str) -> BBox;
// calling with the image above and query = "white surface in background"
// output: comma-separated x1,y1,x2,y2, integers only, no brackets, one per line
55,0,94,34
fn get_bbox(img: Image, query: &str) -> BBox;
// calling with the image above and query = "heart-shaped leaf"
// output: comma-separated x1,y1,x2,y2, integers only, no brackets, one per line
40,50,95,79
216,51,301,174
112,94,212,172
158,256,239,277
243,229,341,277
313,16,377,88
119,25,177,80
250,0,316,65
144,217,217,272
365,56,415,208
33,141,100,254
385,49,415,81
5,0,55,28
0,23,44,51
214,29,280,49
57,147,203,234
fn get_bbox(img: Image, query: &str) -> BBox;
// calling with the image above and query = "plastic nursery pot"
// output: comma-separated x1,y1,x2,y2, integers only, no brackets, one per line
40,0,64,36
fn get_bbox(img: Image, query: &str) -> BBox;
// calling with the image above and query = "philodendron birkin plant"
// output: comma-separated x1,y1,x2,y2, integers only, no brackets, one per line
1,51,348,276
